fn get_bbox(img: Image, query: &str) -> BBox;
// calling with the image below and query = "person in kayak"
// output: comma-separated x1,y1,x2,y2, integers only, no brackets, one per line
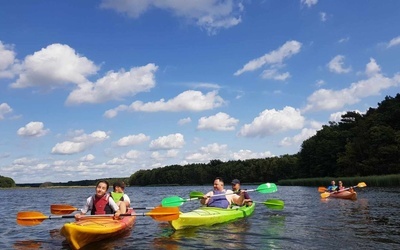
335,181,345,192
327,180,337,192
231,179,252,206
200,177,245,209
75,180,121,220
111,181,131,214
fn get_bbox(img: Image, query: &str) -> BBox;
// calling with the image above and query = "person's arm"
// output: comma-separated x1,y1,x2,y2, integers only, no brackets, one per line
75,196,92,220
231,190,245,206
200,191,212,205
108,197,121,218
123,194,131,206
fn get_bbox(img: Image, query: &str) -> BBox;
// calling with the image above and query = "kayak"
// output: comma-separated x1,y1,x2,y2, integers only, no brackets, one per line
170,203,255,230
61,209,136,249
327,190,357,200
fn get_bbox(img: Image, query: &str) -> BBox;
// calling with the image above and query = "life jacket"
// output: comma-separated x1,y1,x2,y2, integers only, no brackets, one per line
207,190,230,208
111,192,124,202
91,194,113,215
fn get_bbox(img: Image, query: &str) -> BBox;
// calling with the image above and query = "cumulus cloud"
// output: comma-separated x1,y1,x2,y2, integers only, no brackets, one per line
238,106,305,137
116,133,150,147
178,117,192,125
320,12,327,22
0,41,18,78
185,143,228,163
279,128,317,146
80,154,95,161
304,58,399,112
104,90,225,117
17,121,49,137
234,40,302,77
11,43,98,88
100,0,244,35
149,133,185,150
52,130,109,154
232,150,273,160
197,112,239,131
261,68,291,81
329,110,362,122
301,0,318,7
387,36,400,48
0,103,13,120
327,55,351,74
66,63,158,105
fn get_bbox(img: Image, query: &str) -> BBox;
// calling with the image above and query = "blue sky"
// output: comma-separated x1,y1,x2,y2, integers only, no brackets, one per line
1,0,399,184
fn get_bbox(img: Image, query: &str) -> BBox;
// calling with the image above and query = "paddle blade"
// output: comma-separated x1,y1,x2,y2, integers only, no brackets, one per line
147,207,180,221
263,199,285,210
356,182,367,188
318,187,327,193
161,196,186,207
50,204,78,215
16,211,47,226
256,183,278,194
320,192,330,199
189,191,204,199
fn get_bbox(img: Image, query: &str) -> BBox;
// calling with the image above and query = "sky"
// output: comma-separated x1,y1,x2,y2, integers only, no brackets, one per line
1,0,400,184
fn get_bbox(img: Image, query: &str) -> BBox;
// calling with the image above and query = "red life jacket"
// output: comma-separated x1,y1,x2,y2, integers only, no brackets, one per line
91,194,113,215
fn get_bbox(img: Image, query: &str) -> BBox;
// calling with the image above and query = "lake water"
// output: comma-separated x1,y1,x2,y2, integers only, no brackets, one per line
1,185,399,249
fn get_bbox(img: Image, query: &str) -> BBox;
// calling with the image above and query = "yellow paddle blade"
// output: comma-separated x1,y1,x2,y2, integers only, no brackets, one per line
357,182,367,188
50,204,78,215
320,192,330,199
16,211,47,226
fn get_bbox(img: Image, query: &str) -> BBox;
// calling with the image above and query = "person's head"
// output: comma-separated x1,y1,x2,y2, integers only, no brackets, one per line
331,180,336,186
113,181,126,193
231,179,241,191
338,181,343,186
95,180,109,197
213,177,224,191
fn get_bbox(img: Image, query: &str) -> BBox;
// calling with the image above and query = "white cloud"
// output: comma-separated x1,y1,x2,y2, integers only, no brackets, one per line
315,79,325,87
178,117,192,125
104,90,225,117
238,106,305,137
11,43,98,88
319,12,327,22
0,103,13,120
149,133,185,150
66,63,158,105
100,0,244,35
301,0,318,8
185,143,228,163
234,40,302,76
197,112,239,131
387,36,400,48
232,150,273,160
279,128,317,146
304,59,399,112
329,110,362,122
338,37,350,43
80,154,95,161
327,55,351,74
116,133,150,147
260,69,291,81
0,41,18,78
51,130,109,154
17,121,49,137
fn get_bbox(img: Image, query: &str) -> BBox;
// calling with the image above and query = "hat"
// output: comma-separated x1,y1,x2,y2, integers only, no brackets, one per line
231,179,240,185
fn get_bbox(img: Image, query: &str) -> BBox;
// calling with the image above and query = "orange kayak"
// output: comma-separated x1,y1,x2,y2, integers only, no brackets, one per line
328,190,357,200
61,209,135,249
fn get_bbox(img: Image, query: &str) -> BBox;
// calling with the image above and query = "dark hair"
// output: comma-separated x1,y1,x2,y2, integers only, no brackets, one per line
96,180,109,190
214,177,224,184
113,181,126,190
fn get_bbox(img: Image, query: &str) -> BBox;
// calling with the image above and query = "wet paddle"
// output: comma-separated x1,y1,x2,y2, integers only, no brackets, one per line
162,183,278,207
17,207,180,226
320,182,367,199
50,204,162,215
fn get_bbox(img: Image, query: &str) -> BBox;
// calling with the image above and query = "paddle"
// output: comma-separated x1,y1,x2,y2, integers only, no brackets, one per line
162,183,278,207
189,191,284,210
50,204,162,215
320,182,367,199
17,207,180,226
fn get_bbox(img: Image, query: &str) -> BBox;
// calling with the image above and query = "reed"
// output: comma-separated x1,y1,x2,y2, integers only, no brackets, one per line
277,174,400,187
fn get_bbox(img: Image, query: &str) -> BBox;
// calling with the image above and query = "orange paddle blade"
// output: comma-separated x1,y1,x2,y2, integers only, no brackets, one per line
50,204,79,215
16,211,47,226
318,187,327,193
146,207,180,221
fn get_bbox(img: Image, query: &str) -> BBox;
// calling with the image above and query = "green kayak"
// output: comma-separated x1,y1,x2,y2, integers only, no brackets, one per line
170,203,255,230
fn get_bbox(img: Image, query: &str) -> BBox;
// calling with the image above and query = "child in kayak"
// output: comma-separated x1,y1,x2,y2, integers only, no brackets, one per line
327,180,338,192
75,180,121,220
200,177,245,209
111,181,131,214
231,179,252,206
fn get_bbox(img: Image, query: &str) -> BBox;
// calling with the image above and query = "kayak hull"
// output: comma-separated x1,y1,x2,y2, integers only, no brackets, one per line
61,210,136,249
328,190,357,200
170,203,255,230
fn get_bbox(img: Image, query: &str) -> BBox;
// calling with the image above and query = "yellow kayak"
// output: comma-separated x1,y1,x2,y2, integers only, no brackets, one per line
170,203,255,230
61,210,135,249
